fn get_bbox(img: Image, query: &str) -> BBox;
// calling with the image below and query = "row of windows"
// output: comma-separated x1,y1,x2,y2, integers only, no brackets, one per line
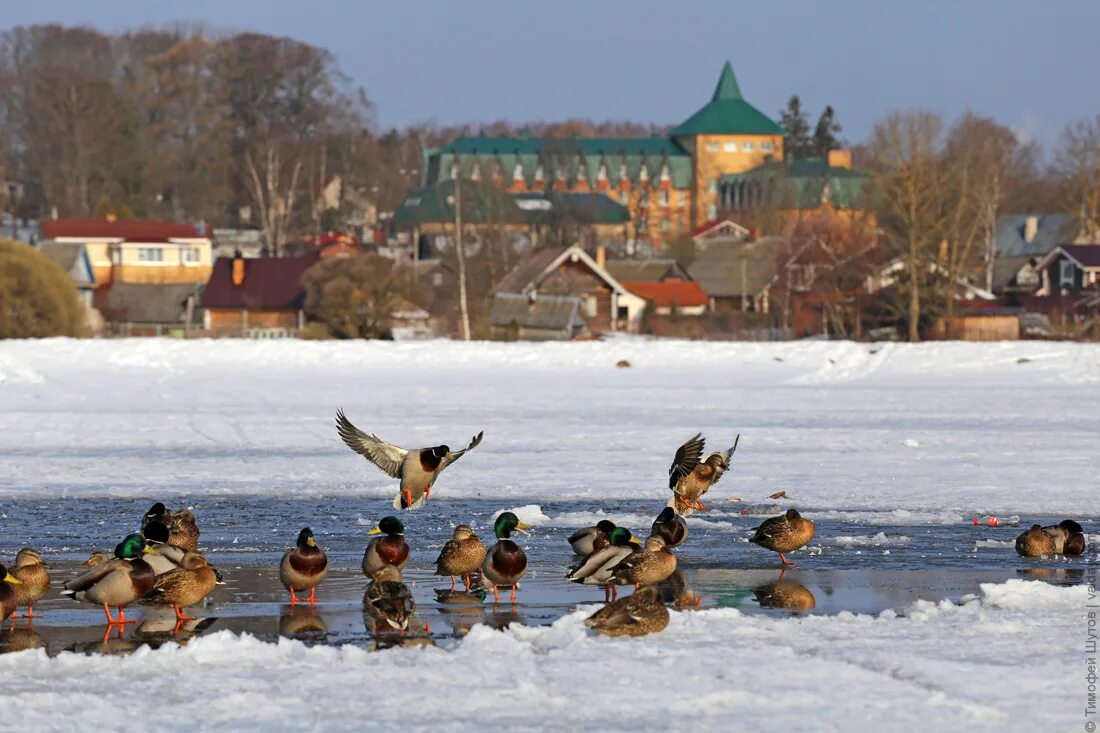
619,190,686,206
705,140,775,154
136,246,202,264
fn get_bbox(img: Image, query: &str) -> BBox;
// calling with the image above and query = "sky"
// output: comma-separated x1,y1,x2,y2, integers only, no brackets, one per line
2,0,1096,151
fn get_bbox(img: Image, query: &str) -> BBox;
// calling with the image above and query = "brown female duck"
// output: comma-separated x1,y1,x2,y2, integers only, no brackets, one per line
585,585,670,638
750,509,815,566
610,536,677,589
10,548,49,619
435,524,486,591
668,433,739,514
144,550,220,622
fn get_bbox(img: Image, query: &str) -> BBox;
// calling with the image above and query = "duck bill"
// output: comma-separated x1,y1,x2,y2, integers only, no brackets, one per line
515,522,532,536
306,537,317,547
4,573,21,584
143,545,160,556
367,527,382,536
629,534,642,544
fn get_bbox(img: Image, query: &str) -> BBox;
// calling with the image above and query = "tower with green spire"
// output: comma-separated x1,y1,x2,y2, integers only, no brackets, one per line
671,61,785,228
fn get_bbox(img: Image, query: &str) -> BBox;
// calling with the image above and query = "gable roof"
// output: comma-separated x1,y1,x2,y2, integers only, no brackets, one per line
200,254,318,310
994,214,1079,258
691,218,751,240
494,244,636,298
1036,243,1100,270
41,219,211,242
95,283,201,325
605,258,690,283
687,238,781,298
671,62,783,138
621,279,708,308
489,293,583,332
38,241,95,287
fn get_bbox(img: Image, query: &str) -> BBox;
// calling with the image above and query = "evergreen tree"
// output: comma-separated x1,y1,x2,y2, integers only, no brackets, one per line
779,95,813,160
813,106,843,158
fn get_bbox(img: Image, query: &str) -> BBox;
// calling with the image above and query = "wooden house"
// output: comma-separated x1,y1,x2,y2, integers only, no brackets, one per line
200,254,318,337
1033,244,1100,296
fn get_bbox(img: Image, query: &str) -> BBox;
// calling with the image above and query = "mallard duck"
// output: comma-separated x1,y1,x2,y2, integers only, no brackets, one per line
363,565,416,632
363,516,410,577
0,564,23,624
651,508,688,549
750,509,815,565
142,502,171,531
610,536,677,588
435,524,486,591
482,512,531,602
168,510,200,551
82,551,111,568
754,577,816,610
9,549,49,619
335,409,484,509
668,433,739,514
144,550,219,622
1042,520,1085,556
584,584,670,637
279,528,328,604
141,521,190,575
568,520,617,556
62,533,159,625
567,527,640,602
1016,524,1057,557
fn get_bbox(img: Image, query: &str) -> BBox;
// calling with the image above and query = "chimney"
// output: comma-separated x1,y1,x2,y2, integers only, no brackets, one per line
232,253,246,286
596,245,607,270
827,149,852,169
1024,215,1038,243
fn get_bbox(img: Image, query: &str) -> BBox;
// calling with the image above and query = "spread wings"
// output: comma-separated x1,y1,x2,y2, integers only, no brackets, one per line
439,431,484,472
668,433,705,490
335,410,408,479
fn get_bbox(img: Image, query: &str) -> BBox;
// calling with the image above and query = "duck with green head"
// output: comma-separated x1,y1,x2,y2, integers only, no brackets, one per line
567,526,641,602
280,528,328,604
62,533,159,625
0,564,23,624
363,516,410,577
482,512,531,603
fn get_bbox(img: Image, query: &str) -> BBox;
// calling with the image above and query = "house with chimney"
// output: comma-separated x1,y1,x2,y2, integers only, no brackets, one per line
199,253,318,337
490,244,646,338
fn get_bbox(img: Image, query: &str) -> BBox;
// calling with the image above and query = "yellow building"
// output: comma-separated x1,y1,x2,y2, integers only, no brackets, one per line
40,219,213,286
420,61,787,244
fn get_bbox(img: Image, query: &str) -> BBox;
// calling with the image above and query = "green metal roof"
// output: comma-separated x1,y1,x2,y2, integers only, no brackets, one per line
670,61,783,138
392,180,629,226
719,159,872,210
424,136,693,189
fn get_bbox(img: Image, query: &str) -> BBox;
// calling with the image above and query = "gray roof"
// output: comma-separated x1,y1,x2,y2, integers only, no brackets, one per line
604,258,689,283
994,214,1078,258
96,283,202,325
38,241,94,287
687,238,780,298
490,293,581,332
494,247,567,293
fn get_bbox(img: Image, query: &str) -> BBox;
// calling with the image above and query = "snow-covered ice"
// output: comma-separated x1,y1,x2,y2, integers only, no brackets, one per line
0,338,1096,730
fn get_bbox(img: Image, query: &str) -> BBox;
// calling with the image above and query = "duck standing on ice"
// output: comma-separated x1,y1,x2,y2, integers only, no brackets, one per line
335,410,483,509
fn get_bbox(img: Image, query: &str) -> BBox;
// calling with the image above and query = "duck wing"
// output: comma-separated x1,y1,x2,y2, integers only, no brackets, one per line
668,433,705,490
335,410,408,479
439,431,485,471
63,559,125,594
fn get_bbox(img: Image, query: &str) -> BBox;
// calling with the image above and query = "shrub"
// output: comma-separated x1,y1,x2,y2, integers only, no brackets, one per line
0,239,86,338
302,254,402,339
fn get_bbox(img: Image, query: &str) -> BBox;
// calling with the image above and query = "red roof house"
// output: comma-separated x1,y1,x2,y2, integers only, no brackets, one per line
622,278,709,315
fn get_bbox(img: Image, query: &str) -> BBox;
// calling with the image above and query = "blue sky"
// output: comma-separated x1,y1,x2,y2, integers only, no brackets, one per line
4,0,1095,150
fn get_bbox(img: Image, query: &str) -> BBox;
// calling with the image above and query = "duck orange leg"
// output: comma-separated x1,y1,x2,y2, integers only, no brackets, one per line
779,552,797,566
510,585,517,603
289,588,299,605
425,486,431,500
308,586,317,604
449,575,456,591
111,607,137,625
694,498,709,511
492,583,500,603
24,606,42,619
402,489,413,508
174,605,196,622
463,574,471,592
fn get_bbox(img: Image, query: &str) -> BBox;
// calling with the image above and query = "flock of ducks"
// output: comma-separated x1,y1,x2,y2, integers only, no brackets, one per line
0,412,1088,643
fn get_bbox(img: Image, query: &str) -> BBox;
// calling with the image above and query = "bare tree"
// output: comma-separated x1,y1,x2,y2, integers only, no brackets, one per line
1054,115,1100,242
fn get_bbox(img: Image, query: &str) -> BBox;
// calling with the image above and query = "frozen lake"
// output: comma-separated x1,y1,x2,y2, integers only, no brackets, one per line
0,338,1096,731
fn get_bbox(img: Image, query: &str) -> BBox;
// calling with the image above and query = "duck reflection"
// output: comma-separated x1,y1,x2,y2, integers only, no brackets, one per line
753,572,816,611
137,615,216,643
0,625,42,654
435,588,487,636
280,603,328,638
483,604,525,631
657,571,703,610
1017,567,1085,586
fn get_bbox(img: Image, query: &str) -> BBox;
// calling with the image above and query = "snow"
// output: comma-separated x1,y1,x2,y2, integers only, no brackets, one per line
831,531,912,548
0,338,1096,518
0,579,1084,731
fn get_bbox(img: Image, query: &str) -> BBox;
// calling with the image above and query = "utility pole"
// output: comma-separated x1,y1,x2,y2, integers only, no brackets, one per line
454,160,471,341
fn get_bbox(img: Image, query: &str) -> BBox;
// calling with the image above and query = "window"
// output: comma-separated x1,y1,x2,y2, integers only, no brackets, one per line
706,142,720,153
659,190,669,206
707,179,717,194
742,141,756,152
1060,260,1076,287
761,141,775,152
138,247,164,263
707,204,717,220
584,295,598,318
181,246,201,264
723,142,738,153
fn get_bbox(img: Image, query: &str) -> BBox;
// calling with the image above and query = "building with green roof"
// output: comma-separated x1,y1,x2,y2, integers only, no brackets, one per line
415,62,861,244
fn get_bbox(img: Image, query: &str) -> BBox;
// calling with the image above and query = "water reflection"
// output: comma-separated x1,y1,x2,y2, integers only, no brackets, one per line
279,604,328,638
753,573,816,611
483,605,525,630
1017,567,1085,586
657,571,703,610
136,616,216,642
435,588,487,636
0,625,42,653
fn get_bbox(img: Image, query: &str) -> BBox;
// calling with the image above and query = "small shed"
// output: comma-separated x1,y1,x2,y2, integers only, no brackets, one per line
490,293,584,341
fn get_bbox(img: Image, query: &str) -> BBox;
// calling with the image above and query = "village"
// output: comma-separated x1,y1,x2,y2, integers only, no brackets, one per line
1,28,1098,343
